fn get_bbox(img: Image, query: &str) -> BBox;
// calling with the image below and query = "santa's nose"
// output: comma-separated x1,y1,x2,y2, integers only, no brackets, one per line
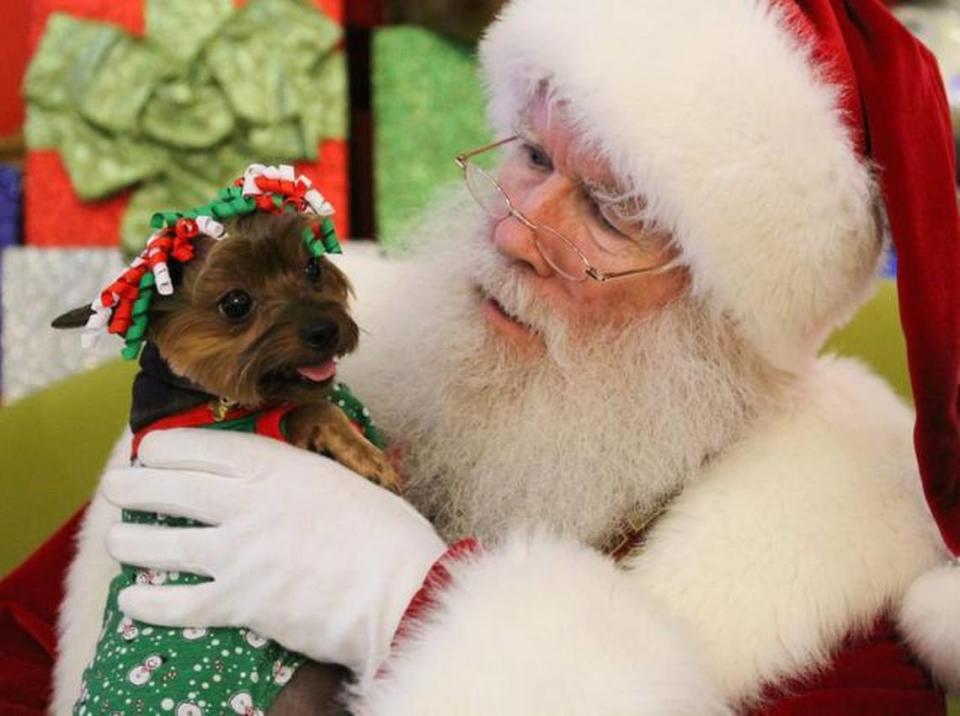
493,174,575,278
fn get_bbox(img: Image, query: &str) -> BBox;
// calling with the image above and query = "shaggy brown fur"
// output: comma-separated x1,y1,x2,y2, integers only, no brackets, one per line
145,215,395,486
54,212,398,714
55,212,396,488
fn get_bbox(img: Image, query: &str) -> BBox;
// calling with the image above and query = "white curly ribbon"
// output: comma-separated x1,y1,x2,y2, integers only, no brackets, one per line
78,214,227,349
196,215,226,239
240,163,335,217
81,295,114,348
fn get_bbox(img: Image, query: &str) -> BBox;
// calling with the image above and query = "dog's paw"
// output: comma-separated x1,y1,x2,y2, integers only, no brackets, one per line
323,429,401,493
286,403,402,492
355,449,402,493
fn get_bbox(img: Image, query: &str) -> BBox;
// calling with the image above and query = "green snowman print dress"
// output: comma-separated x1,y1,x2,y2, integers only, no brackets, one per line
74,383,386,715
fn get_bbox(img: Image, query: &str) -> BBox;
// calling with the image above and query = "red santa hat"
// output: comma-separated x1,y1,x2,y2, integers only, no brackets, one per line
480,0,960,690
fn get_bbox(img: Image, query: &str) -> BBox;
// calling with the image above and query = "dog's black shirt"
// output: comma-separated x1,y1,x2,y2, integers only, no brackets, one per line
130,343,214,433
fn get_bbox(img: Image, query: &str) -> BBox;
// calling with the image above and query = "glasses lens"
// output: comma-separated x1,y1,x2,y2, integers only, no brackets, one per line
465,164,511,220
534,225,589,282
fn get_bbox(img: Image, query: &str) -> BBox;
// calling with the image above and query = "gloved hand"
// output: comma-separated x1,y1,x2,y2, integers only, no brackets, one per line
100,428,447,683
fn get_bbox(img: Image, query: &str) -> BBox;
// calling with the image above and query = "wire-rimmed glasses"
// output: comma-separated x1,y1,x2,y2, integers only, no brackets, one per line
455,136,674,283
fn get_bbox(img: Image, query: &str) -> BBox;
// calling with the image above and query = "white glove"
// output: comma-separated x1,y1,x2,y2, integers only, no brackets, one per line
100,428,447,683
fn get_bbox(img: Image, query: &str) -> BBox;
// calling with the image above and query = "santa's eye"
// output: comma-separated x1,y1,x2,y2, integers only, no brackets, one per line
305,257,321,284
522,142,551,171
593,201,629,238
218,289,253,320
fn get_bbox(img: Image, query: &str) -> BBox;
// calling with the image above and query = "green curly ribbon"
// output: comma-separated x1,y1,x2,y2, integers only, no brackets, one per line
121,272,157,361
148,186,260,230
303,217,342,258
320,217,342,254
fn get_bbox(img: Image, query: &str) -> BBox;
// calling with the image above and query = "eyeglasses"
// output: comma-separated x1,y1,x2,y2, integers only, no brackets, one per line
455,136,675,283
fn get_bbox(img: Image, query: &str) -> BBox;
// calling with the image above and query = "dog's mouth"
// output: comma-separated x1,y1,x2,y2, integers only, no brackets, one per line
261,359,339,391
247,316,360,403
294,360,338,383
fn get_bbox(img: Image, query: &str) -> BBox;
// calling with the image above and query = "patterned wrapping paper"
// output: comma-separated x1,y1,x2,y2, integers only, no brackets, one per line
373,27,492,251
23,0,349,253
1,247,125,403
0,166,22,249
0,168,24,391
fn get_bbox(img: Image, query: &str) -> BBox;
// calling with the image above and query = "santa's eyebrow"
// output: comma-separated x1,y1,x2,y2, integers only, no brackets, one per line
511,111,537,141
582,175,616,194
581,178,651,234
581,177,632,211
512,118,543,152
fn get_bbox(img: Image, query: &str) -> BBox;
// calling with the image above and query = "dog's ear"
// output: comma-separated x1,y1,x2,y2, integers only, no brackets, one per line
51,296,178,332
51,305,94,329
50,237,213,330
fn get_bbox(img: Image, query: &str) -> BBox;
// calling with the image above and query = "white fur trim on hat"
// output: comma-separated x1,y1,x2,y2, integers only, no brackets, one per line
480,0,883,372
899,561,960,694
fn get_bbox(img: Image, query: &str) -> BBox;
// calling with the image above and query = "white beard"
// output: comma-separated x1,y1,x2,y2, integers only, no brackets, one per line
345,193,773,547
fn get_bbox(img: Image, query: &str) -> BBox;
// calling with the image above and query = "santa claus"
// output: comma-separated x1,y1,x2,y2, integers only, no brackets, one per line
53,0,960,714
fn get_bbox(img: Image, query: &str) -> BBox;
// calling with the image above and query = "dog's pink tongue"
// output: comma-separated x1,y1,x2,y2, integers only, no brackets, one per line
296,361,337,383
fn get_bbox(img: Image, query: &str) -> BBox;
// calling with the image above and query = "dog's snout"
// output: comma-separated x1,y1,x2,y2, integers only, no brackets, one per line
300,320,340,351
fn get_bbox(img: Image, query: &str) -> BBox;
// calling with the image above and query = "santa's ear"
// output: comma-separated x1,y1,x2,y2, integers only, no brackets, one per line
51,305,94,329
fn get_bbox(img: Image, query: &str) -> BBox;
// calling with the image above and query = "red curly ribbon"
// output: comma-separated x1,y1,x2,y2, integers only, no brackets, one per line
175,218,199,239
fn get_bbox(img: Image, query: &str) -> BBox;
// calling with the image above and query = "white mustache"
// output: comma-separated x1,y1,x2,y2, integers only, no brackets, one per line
464,223,575,358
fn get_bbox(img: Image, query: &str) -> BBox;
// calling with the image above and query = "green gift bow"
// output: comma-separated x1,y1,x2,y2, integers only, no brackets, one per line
24,0,347,257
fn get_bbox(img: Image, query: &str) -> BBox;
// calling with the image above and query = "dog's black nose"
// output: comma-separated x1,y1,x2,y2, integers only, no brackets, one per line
300,320,339,351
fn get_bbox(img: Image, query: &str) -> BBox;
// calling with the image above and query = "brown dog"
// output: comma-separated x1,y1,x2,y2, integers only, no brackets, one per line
53,211,395,714
54,212,397,488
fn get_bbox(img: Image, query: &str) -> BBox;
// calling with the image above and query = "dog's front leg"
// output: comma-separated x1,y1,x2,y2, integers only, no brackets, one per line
285,403,400,491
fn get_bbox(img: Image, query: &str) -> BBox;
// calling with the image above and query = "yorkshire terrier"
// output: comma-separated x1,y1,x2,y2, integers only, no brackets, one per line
53,210,396,491
53,170,394,715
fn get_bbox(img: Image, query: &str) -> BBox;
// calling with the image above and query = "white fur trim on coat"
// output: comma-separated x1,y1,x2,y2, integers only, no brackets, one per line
51,430,129,716
357,530,731,716
355,358,944,711
627,357,945,705
480,0,882,373
899,561,960,694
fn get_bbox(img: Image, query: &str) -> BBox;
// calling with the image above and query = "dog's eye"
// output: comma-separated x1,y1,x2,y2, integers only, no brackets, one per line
218,290,253,320
305,257,321,284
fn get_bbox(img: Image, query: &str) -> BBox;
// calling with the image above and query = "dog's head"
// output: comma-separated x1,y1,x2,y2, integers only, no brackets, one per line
54,212,359,406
